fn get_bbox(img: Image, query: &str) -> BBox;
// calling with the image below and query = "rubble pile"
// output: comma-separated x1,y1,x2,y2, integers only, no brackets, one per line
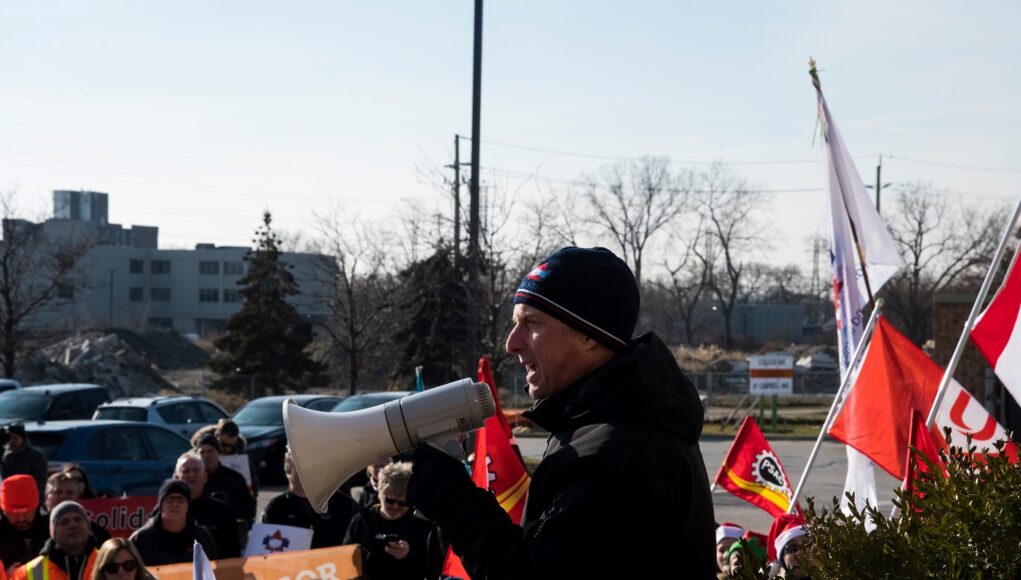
103,327,208,369
18,330,182,397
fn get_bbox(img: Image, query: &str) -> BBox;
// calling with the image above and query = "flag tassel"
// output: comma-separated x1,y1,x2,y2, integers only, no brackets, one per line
924,199,1021,428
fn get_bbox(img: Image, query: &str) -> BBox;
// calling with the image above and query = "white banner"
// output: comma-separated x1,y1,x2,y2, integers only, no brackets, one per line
245,523,314,556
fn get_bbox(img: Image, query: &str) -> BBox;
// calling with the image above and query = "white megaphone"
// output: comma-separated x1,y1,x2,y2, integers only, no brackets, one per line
283,378,495,513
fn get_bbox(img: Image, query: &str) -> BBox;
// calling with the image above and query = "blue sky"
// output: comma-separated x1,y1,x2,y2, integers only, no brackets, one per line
0,1,1017,265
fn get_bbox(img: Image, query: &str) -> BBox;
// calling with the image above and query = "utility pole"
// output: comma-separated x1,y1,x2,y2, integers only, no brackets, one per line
450,135,461,260
467,0,483,366
867,155,893,215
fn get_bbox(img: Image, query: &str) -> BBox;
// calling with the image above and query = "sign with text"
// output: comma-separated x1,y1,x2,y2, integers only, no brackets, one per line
151,545,361,580
79,496,157,538
221,453,253,487
748,354,794,396
245,523,313,556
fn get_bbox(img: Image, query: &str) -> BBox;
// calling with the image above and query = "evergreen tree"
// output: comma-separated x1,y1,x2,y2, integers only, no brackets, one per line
390,245,469,388
212,212,326,396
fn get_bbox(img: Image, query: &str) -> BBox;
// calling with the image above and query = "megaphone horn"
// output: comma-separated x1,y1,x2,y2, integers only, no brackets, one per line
283,378,495,513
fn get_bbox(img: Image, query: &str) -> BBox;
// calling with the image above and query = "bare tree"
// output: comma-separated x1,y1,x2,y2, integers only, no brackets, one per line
882,183,1005,344
0,194,95,377
658,220,711,346
694,162,770,348
581,157,693,286
312,211,399,395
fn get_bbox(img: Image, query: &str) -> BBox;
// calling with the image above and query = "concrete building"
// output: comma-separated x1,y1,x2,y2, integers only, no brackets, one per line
9,192,332,338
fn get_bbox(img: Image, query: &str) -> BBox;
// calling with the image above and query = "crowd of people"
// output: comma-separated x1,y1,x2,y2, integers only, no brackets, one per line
1,246,812,579
0,419,442,580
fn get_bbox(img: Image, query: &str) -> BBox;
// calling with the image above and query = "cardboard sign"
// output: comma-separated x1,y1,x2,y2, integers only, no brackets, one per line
151,545,361,580
748,354,794,396
221,453,253,486
79,496,157,538
244,523,314,556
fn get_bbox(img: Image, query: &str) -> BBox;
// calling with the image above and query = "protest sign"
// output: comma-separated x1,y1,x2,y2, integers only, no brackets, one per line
245,523,314,556
80,496,157,538
151,545,361,580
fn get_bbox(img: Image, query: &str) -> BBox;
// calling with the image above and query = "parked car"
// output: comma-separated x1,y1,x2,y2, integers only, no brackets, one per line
0,379,22,393
232,394,344,481
331,391,411,413
0,384,110,426
93,396,229,439
25,420,191,496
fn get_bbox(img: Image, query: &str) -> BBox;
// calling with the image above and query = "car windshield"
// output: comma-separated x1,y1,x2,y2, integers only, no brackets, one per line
95,407,147,422
232,401,283,426
0,393,49,420
333,395,399,412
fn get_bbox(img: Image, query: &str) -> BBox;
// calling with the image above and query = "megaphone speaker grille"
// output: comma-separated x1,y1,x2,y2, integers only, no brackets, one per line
474,381,496,418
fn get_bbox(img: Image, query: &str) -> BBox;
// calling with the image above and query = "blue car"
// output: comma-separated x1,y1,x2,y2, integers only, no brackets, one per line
25,420,192,497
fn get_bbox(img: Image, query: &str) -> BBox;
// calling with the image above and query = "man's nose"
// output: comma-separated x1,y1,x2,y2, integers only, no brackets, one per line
505,324,523,354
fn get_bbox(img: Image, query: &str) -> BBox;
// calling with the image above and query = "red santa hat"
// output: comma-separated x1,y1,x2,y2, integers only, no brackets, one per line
715,522,745,544
767,513,807,563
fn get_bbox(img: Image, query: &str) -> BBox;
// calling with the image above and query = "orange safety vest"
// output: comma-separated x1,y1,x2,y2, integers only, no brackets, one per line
11,550,97,580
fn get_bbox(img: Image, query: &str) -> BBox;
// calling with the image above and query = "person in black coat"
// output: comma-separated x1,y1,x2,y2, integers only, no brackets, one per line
344,462,442,580
406,247,716,579
43,472,110,546
261,452,358,549
129,480,217,566
174,451,241,558
2,425,47,497
195,434,255,525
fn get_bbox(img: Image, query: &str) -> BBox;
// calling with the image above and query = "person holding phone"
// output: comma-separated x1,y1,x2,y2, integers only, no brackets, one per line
343,462,442,580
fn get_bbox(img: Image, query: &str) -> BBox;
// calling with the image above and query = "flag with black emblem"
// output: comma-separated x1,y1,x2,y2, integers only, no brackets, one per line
714,416,798,517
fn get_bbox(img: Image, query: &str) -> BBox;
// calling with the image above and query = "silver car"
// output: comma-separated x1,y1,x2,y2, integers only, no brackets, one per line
93,395,228,438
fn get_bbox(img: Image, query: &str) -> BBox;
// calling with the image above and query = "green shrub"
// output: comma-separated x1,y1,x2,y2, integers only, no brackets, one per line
804,434,1021,579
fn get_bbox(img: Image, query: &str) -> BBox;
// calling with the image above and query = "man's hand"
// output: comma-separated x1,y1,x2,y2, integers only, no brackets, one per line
384,539,410,560
407,442,473,520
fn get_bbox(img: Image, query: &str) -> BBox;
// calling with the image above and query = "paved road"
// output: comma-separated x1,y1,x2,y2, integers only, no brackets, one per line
259,435,900,535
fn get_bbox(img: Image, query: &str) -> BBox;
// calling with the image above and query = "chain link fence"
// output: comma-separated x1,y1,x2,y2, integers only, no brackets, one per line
689,371,840,405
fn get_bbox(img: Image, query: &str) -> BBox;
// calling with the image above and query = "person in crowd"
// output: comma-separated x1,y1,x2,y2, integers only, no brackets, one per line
356,459,390,509
12,501,99,580
344,462,442,580
2,425,47,497
716,522,745,577
726,534,768,577
90,538,154,580
192,420,258,498
60,464,97,500
173,452,240,558
195,434,255,524
0,475,49,573
128,480,217,566
767,513,810,579
404,247,715,577
261,452,358,548
44,473,110,545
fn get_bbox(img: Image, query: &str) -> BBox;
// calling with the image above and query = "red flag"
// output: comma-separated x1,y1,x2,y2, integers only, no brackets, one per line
830,316,1017,479
714,416,797,517
971,246,1021,405
442,356,531,578
902,409,948,500
829,317,939,479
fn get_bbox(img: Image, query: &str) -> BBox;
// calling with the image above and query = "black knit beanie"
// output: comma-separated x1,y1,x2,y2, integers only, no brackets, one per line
158,479,191,508
514,247,639,349
196,433,220,453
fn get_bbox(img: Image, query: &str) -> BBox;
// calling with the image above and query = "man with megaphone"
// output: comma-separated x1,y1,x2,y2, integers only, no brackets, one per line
406,247,716,578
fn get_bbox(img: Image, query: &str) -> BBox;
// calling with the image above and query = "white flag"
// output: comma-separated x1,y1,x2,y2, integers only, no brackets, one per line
816,74,905,515
193,540,216,580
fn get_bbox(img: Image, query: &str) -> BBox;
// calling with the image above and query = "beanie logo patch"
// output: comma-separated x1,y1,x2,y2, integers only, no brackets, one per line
525,262,551,281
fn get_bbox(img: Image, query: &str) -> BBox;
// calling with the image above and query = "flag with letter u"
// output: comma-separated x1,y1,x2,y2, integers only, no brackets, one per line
714,416,797,516
971,244,1021,405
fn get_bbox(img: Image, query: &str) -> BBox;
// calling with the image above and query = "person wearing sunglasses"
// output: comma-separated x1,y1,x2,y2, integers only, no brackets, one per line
90,539,153,580
343,462,442,580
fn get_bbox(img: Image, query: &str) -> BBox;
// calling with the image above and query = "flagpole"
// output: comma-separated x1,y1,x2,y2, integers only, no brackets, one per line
924,199,1021,427
786,299,884,513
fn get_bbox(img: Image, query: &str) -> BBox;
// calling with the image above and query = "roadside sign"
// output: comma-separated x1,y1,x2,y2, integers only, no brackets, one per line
748,354,794,396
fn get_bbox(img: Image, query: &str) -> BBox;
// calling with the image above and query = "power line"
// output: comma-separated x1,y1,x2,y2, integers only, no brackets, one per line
887,155,1021,175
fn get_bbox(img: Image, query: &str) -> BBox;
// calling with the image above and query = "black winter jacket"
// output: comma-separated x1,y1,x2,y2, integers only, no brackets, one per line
408,332,716,579
128,514,218,566
0,509,49,567
2,440,48,496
